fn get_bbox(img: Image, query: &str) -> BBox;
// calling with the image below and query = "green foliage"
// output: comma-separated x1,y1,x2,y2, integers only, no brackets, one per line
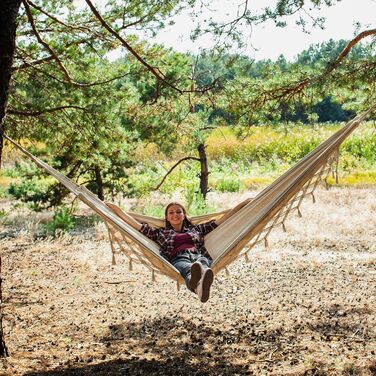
342,130,376,163
206,123,376,167
0,209,7,220
43,207,76,235
5,121,376,212
313,96,355,122
0,187,7,199
215,178,242,193
335,170,376,186
140,203,165,218
183,184,216,216
7,176,51,211
184,184,200,211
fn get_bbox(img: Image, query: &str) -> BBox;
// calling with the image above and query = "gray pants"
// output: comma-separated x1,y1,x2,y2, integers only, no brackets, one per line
171,250,212,291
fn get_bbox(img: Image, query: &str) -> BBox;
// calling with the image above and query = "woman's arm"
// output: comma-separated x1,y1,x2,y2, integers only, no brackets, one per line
105,202,142,231
215,198,253,226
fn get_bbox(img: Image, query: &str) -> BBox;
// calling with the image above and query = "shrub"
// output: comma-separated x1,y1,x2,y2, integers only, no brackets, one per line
342,131,376,163
0,209,7,220
43,207,76,235
216,178,242,192
7,177,51,211
0,187,7,199
183,184,216,215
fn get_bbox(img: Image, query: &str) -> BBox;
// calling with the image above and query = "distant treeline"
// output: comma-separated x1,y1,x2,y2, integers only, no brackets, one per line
193,39,373,124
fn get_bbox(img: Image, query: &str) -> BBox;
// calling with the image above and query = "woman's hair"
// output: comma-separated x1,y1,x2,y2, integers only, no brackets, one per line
164,202,193,229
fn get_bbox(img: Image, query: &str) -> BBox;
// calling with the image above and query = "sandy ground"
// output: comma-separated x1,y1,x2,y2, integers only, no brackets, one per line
0,187,375,375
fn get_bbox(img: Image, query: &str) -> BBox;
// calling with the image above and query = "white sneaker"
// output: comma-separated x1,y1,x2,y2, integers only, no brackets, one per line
189,261,203,290
197,268,214,303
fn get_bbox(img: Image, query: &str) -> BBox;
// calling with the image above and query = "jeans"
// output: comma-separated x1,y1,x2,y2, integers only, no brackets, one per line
171,250,212,291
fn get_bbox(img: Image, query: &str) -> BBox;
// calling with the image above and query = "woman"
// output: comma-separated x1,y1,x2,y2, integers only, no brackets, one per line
105,199,251,303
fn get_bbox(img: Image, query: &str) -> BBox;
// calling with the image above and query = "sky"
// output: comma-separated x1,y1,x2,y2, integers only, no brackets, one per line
154,0,376,61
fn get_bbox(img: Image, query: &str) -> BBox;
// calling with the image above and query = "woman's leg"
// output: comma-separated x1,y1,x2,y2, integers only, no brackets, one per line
194,255,214,303
171,252,214,302
171,251,198,291
196,255,212,270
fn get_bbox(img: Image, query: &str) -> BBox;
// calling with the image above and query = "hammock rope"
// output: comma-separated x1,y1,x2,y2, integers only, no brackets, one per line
4,104,375,283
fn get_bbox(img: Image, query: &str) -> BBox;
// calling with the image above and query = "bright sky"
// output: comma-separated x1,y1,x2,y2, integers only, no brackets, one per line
155,0,376,61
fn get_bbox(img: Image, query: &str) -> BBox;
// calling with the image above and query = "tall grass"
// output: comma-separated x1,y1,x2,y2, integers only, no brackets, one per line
156,122,376,192
206,123,374,164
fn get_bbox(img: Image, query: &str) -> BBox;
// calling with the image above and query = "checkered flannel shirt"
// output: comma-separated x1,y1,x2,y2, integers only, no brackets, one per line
140,220,218,261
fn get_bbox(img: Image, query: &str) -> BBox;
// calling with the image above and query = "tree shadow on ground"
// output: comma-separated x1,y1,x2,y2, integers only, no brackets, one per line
24,315,288,376
306,303,374,342
25,357,248,376
22,311,375,376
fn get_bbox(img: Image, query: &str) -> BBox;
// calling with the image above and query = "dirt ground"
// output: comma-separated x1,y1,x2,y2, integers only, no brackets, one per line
0,187,375,376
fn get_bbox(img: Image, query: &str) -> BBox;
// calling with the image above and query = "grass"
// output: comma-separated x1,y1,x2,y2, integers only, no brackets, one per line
0,171,16,188
206,123,376,164
331,170,376,186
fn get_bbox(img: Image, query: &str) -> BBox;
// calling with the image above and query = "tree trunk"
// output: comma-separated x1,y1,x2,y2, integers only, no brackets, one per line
0,258,8,357
0,0,22,357
0,0,22,168
94,165,104,201
197,143,209,200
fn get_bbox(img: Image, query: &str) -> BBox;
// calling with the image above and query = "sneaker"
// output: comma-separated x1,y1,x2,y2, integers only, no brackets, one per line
197,268,214,303
189,261,203,290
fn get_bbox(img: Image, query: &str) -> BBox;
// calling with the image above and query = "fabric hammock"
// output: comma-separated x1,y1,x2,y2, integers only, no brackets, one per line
4,105,374,286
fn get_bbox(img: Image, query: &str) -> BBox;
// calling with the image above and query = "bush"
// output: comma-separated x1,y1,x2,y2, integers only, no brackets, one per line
43,207,76,235
0,187,7,199
8,177,51,211
342,131,376,163
216,178,242,192
0,209,7,220
183,184,216,216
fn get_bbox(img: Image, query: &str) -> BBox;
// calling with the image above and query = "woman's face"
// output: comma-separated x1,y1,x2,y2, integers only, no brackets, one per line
166,204,185,230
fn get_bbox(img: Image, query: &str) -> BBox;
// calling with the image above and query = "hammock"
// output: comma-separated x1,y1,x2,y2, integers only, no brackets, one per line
4,105,374,286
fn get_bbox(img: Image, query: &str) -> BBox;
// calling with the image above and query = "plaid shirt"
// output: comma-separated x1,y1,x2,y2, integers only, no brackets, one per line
140,220,218,261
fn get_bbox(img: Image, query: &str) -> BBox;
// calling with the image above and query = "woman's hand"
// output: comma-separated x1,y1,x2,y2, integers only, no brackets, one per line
105,202,142,231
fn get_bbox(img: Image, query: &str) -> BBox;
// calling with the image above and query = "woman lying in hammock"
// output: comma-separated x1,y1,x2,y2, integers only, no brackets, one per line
105,199,251,303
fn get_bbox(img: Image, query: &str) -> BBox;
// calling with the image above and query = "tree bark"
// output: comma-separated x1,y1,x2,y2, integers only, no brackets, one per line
0,257,8,357
0,0,22,357
0,0,22,168
197,143,209,200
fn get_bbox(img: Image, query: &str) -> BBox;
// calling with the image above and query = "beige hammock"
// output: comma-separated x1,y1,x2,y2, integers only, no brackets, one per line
4,105,374,286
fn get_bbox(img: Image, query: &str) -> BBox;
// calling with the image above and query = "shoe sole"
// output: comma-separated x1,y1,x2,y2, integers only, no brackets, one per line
200,269,214,303
189,262,203,290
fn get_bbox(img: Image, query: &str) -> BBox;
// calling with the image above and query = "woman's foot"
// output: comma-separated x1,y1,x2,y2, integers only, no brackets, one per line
189,261,203,290
197,268,214,303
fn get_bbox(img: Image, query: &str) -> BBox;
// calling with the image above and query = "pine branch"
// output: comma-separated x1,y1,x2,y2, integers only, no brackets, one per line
84,0,219,97
12,55,54,71
22,0,74,84
22,0,127,88
324,28,376,75
8,105,88,116
240,28,376,116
